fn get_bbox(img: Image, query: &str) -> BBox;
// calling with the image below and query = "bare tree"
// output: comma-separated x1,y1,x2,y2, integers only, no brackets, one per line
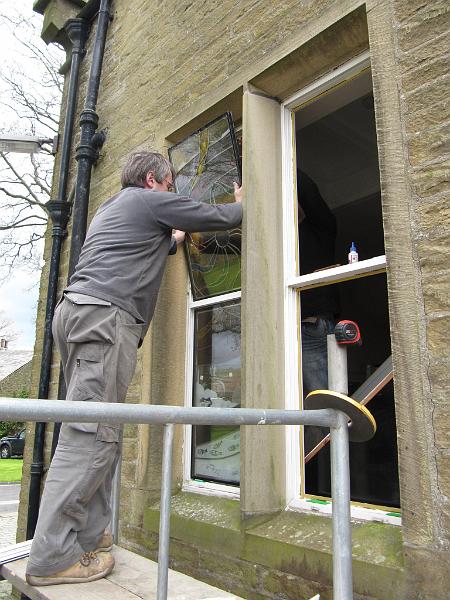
0,8,63,279
0,310,18,343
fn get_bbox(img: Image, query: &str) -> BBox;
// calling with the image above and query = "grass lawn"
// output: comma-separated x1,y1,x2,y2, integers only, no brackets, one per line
0,459,23,483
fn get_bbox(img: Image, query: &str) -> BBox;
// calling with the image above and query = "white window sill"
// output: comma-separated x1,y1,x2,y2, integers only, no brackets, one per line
288,497,401,526
182,479,240,500
287,255,386,290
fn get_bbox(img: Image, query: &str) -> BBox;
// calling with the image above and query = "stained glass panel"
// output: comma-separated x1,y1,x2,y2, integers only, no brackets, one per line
169,113,241,300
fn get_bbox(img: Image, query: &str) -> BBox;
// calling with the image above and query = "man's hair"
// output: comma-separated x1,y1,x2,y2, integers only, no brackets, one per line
121,151,175,188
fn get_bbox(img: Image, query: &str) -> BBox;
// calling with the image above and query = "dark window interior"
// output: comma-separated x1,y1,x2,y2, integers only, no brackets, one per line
295,70,400,507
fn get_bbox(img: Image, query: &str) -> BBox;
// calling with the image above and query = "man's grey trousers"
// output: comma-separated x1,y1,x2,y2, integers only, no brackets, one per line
26,294,141,576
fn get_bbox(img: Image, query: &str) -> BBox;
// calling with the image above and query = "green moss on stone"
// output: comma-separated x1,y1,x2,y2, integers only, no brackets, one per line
143,493,405,598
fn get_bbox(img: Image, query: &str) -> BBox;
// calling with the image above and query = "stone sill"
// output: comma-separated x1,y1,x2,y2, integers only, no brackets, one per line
143,492,405,598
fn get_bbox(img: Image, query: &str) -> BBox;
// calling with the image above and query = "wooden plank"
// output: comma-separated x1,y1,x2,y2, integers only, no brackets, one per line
0,556,140,600
352,356,393,403
1,545,242,600
305,356,393,463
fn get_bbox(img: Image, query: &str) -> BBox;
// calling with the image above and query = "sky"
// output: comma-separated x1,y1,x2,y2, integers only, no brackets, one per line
0,0,56,350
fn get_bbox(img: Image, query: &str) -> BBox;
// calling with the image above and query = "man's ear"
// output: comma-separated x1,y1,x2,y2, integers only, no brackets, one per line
144,171,155,189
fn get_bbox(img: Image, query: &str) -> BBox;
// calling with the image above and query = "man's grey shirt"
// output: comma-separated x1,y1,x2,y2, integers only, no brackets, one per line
66,186,243,338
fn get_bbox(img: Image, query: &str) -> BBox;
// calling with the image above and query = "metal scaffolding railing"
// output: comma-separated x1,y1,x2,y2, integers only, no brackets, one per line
0,396,360,600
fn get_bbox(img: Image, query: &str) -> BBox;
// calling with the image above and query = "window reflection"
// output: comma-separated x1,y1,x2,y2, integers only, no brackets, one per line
192,302,241,484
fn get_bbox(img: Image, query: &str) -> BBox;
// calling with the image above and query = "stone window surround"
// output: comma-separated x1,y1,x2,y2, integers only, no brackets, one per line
160,1,432,554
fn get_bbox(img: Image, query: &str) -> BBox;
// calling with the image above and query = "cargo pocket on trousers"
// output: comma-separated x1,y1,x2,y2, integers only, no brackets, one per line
67,343,106,435
68,343,106,403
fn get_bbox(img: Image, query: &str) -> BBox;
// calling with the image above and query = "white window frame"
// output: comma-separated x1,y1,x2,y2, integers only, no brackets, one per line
281,50,400,526
182,288,241,499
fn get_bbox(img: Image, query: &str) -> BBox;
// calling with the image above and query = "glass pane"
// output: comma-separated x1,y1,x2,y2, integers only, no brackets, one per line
169,113,242,300
191,302,241,485
300,274,400,507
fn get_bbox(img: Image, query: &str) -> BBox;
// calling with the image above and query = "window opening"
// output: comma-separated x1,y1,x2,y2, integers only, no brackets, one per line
301,276,399,506
293,69,400,507
169,113,242,488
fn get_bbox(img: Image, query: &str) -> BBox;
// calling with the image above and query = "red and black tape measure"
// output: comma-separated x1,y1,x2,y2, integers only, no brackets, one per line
334,320,361,345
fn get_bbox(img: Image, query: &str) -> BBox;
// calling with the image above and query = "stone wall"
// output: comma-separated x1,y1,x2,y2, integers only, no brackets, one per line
0,362,32,398
389,0,450,595
19,0,450,597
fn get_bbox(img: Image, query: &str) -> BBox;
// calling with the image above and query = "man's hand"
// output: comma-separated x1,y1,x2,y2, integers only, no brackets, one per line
172,229,186,244
233,182,242,203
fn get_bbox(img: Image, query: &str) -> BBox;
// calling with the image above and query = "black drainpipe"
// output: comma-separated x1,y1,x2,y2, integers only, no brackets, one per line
68,0,112,278
26,18,88,540
50,0,112,457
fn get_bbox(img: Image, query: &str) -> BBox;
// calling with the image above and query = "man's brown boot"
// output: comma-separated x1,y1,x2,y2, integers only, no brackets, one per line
95,531,113,552
26,551,114,586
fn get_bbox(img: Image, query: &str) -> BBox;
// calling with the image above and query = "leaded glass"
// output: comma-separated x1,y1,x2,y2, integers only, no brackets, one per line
169,113,241,300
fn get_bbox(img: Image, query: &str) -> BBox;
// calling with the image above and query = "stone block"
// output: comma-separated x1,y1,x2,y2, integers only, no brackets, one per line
405,98,450,135
37,0,87,45
407,121,450,166
428,358,450,405
123,423,138,439
393,0,436,23
398,29,448,73
120,487,152,528
404,74,450,124
403,543,450,599
402,54,450,95
410,163,450,198
120,522,158,555
120,459,137,484
169,539,200,572
422,271,450,314
262,568,323,599
121,438,138,462
418,233,450,272
433,407,450,449
395,4,450,52
416,196,450,230
440,503,450,541
436,451,450,498
427,316,450,358
198,548,260,591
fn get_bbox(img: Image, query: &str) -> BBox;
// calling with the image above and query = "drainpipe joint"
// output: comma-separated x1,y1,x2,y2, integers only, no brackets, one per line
46,200,72,239
65,18,87,57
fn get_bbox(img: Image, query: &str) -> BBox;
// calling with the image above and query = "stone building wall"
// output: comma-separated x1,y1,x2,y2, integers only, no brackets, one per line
388,0,450,593
0,361,32,398
18,0,450,597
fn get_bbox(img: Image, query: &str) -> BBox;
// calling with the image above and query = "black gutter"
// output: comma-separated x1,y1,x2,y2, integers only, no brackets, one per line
50,0,112,456
26,18,88,540
68,0,112,278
